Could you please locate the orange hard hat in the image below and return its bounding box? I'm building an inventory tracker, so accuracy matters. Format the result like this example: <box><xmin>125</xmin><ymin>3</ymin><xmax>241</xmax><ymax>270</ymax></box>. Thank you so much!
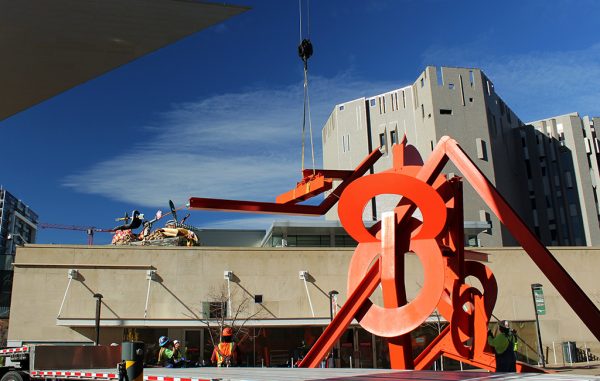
<box><xmin>222</xmin><ymin>327</ymin><xmax>233</xmax><ymax>336</ymax></box>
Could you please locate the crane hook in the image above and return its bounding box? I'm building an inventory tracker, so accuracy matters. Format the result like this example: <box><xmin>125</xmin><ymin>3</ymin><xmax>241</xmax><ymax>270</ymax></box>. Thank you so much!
<box><xmin>298</xmin><ymin>38</ymin><xmax>313</xmax><ymax>66</ymax></box>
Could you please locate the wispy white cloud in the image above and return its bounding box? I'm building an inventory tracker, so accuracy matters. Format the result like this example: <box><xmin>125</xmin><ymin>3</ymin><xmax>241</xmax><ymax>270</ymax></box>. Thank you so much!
<box><xmin>62</xmin><ymin>72</ymin><xmax>402</xmax><ymax>217</ymax></box>
<box><xmin>422</xmin><ymin>43</ymin><xmax>600</xmax><ymax>121</ymax></box>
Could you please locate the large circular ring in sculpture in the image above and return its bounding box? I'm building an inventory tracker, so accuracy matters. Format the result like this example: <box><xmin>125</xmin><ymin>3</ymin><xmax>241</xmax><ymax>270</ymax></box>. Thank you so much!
<box><xmin>340</xmin><ymin>172</ymin><xmax>447</xmax><ymax>337</ymax></box>
<box><xmin>338</xmin><ymin>172</ymin><xmax>447</xmax><ymax>243</ymax></box>
<box><xmin>437</xmin><ymin>261</ymin><xmax>498</xmax><ymax>346</ymax></box>
<box><xmin>347</xmin><ymin>238</ymin><xmax>446</xmax><ymax>337</ymax></box>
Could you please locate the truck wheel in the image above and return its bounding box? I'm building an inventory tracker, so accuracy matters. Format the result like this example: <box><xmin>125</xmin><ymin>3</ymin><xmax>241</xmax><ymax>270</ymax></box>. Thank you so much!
<box><xmin>0</xmin><ymin>371</ymin><xmax>29</xmax><ymax>381</ymax></box>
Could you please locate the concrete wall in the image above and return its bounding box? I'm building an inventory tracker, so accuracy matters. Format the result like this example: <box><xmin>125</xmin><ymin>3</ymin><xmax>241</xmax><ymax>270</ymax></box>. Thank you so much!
<box><xmin>8</xmin><ymin>244</ymin><xmax>600</xmax><ymax>359</ymax></box>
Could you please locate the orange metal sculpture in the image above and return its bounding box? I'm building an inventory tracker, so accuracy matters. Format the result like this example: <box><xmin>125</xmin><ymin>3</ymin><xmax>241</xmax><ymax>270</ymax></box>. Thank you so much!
<box><xmin>189</xmin><ymin>136</ymin><xmax>600</xmax><ymax>372</ymax></box>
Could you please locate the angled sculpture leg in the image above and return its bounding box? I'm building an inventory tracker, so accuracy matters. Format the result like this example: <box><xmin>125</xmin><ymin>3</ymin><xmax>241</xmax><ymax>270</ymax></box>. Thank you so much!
<box><xmin>413</xmin><ymin>326</ymin><xmax>451</xmax><ymax>370</ymax></box>
<box><xmin>444</xmin><ymin>138</ymin><xmax>600</xmax><ymax>342</ymax></box>
<box><xmin>298</xmin><ymin>259</ymin><xmax>381</xmax><ymax>368</ymax></box>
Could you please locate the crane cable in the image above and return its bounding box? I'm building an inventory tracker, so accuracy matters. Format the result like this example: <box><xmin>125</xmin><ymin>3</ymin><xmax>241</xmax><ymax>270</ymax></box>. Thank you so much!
<box><xmin>298</xmin><ymin>0</ymin><xmax>316</xmax><ymax>174</ymax></box>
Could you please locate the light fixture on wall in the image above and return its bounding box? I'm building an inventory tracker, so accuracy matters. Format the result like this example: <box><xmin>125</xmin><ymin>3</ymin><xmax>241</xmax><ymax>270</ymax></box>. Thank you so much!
<box><xmin>146</xmin><ymin>270</ymin><xmax>158</xmax><ymax>281</ymax></box>
<box><xmin>7</xmin><ymin>233</ymin><xmax>27</xmax><ymax>245</ymax></box>
<box><xmin>299</xmin><ymin>270</ymin><xmax>315</xmax><ymax>317</ymax></box>
<box><xmin>144</xmin><ymin>270</ymin><xmax>158</xmax><ymax>319</ymax></box>
<box><xmin>68</xmin><ymin>269</ymin><xmax>79</xmax><ymax>280</ymax></box>
<box><xmin>224</xmin><ymin>270</ymin><xmax>233</xmax><ymax>317</ymax></box>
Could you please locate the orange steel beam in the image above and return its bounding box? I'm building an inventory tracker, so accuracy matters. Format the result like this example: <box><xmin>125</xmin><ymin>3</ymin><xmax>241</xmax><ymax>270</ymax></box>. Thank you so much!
<box><xmin>443</xmin><ymin>137</ymin><xmax>600</xmax><ymax>342</ymax></box>
<box><xmin>298</xmin><ymin>258</ymin><xmax>382</xmax><ymax>368</ymax></box>
<box><xmin>275</xmin><ymin>174</ymin><xmax>332</xmax><ymax>204</ymax></box>
<box><xmin>187</xmin><ymin>198</ymin><xmax>323</xmax><ymax>215</ymax></box>
<box><xmin>302</xmin><ymin>169</ymin><xmax>355</xmax><ymax>179</ymax></box>
<box><xmin>189</xmin><ymin>147</ymin><xmax>383</xmax><ymax>215</ymax></box>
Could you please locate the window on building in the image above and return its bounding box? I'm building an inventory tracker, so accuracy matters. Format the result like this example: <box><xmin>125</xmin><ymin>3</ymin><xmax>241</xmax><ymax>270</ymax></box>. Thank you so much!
<box><xmin>202</xmin><ymin>301</ymin><xmax>228</xmax><ymax>319</ymax></box>
<box><xmin>448</xmin><ymin>83</ymin><xmax>455</xmax><ymax>90</ymax></box>
<box><xmin>569</xmin><ymin>204</ymin><xmax>578</xmax><ymax>217</ymax></box>
<box><xmin>565</xmin><ymin>172</ymin><xmax>573</xmax><ymax>188</ymax></box>
<box><xmin>440</xmin><ymin>109</ymin><xmax>453</xmax><ymax>115</ymax></box>
<box><xmin>370</xmin><ymin>99</ymin><xmax>376</xmax><ymax>107</ymax></box>
<box><xmin>585</xmin><ymin>138</ymin><xmax>592</xmax><ymax>154</ymax></box>
<box><xmin>390</xmin><ymin>130</ymin><xmax>398</xmax><ymax>145</ymax></box>
<box><xmin>379</xmin><ymin>133</ymin><xmax>387</xmax><ymax>149</ymax></box>
<box><xmin>420</xmin><ymin>77</ymin><xmax>424</xmax><ymax>87</ymax></box>
<box><xmin>469</xmin><ymin>70</ymin><xmax>475</xmax><ymax>86</ymax></box>
<box><xmin>339</xmin><ymin>105</ymin><xmax>345</xmax><ymax>111</ymax></box>
<box><xmin>466</xmin><ymin>235</ymin><xmax>480</xmax><ymax>247</ymax></box>
<box><xmin>335</xmin><ymin>235</ymin><xmax>357</xmax><ymax>247</ymax></box>
<box><xmin>476</xmin><ymin>138</ymin><xmax>488</xmax><ymax>161</ymax></box>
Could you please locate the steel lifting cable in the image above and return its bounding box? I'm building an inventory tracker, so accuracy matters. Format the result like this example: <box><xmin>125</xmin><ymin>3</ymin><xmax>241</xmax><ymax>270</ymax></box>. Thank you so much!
<box><xmin>298</xmin><ymin>0</ymin><xmax>316</xmax><ymax>174</ymax></box>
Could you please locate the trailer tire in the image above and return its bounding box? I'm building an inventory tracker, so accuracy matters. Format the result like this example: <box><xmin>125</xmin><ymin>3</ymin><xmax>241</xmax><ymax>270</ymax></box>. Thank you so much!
<box><xmin>0</xmin><ymin>371</ymin><xmax>29</xmax><ymax>381</ymax></box>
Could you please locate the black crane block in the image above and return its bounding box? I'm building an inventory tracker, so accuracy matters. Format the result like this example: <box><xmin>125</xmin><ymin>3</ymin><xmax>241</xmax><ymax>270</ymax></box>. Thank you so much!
<box><xmin>298</xmin><ymin>38</ymin><xmax>313</xmax><ymax>63</ymax></box>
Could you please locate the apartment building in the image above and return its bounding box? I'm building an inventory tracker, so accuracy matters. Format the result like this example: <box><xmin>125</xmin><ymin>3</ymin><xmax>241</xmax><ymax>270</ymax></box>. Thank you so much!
<box><xmin>0</xmin><ymin>187</ymin><xmax>38</xmax><ymax>317</ymax></box>
<box><xmin>521</xmin><ymin>114</ymin><xmax>600</xmax><ymax>246</ymax></box>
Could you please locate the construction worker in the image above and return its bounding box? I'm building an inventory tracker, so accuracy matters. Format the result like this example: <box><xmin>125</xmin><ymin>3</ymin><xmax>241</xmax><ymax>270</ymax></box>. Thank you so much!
<box><xmin>172</xmin><ymin>340</ymin><xmax>189</xmax><ymax>368</ymax></box>
<box><xmin>157</xmin><ymin>336</ymin><xmax>175</xmax><ymax>367</ymax></box>
<box><xmin>488</xmin><ymin>320</ymin><xmax>517</xmax><ymax>372</ymax></box>
<box><xmin>211</xmin><ymin>327</ymin><xmax>238</xmax><ymax>367</ymax></box>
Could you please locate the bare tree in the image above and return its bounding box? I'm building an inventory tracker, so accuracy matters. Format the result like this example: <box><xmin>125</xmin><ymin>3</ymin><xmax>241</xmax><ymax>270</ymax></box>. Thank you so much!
<box><xmin>201</xmin><ymin>285</ymin><xmax>263</xmax><ymax>350</ymax></box>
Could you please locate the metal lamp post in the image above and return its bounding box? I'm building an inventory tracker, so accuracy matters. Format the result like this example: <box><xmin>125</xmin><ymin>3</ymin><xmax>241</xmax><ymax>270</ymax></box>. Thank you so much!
<box><xmin>328</xmin><ymin>290</ymin><xmax>339</xmax><ymax>321</ymax></box>
<box><xmin>93</xmin><ymin>293</ymin><xmax>103</xmax><ymax>345</ymax></box>
<box><xmin>328</xmin><ymin>290</ymin><xmax>339</xmax><ymax>367</ymax></box>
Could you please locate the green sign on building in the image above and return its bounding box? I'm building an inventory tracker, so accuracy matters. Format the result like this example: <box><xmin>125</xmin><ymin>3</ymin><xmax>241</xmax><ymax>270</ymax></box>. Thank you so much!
<box><xmin>533</xmin><ymin>286</ymin><xmax>546</xmax><ymax>315</ymax></box>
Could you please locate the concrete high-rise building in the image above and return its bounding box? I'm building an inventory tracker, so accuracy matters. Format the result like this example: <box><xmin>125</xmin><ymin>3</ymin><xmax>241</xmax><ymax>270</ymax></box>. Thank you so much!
<box><xmin>0</xmin><ymin>188</ymin><xmax>38</xmax><ymax>317</ymax></box>
<box><xmin>322</xmin><ymin>66</ymin><xmax>529</xmax><ymax>247</ymax></box>
<box><xmin>521</xmin><ymin>114</ymin><xmax>600</xmax><ymax>246</ymax></box>
<box><xmin>322</xmin><ymin>66</ymin><xmax>600</xmax><ymax>247</ymax></box>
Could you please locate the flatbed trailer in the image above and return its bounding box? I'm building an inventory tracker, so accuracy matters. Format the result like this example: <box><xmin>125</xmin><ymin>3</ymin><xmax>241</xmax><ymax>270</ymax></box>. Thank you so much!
<box><xmin>26</xmin><ymin>368</ymin><xmax>600</xmax><ymax>381</ymax></box>
<box><xmin>3</xmin><ymin>347</ymin><xmax>600</xmax><ymax>381</ymax></box>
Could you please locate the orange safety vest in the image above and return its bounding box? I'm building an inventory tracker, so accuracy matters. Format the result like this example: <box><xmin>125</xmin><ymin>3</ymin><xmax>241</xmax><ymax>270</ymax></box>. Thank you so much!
<box><xmin>214</xmin><ymin>342</ymin><xmax>235</xmax><ymax>367</ymax></box>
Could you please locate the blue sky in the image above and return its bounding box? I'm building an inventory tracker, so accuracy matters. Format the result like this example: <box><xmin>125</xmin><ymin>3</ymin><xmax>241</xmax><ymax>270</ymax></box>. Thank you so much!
<box><xmin>2</xmin><ymin>0</ymin><xmax>600</xmax><ymax>244</ymax></box>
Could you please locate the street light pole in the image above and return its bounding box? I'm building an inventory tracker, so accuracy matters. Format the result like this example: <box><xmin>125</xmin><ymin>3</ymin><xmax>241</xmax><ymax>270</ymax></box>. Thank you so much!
<box><xmin>93</xmin><ymin>293</ymin><xmax>103</xmax><ymax>345</ymax></box>
<box><xmin>328</xmin><ymin>290</ymin><xmax>339</xmax><ymax>321</ymax></box>
<box><xmin>328</xmin><ymin>290</ymin><xmax>339</xmax><ymax>367</ymax></box>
